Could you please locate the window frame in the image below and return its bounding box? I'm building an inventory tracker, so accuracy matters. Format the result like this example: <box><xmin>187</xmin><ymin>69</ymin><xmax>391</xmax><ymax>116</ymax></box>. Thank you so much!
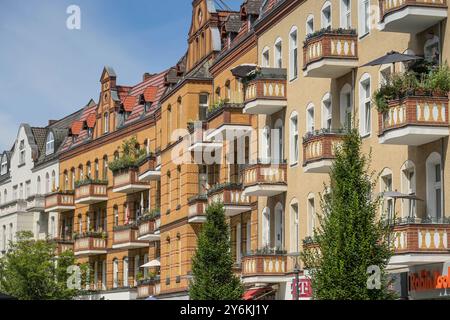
<box><xmin>289</xmin><ymin>27</ymin><xmax>298</xmax><ymax>81</ymax></box>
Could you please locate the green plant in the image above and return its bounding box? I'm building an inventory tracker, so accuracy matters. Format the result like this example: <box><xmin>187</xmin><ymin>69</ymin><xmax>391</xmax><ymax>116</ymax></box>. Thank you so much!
<box><xmin>108</xmin><ymin>136</ymin><xmax>147</xmax><ymax>172</ymax></box>
<box><xmin>426</xmin><ymin>64</ymin><xmax>450</xmax><ymax>94</ymax></box>
<box><xmin>208</xmin><ymin>98</ymin><xmax>229</xmax><ymax>113</ymax></box>
<box><xmin>74</xmin><ymin>178</ymin><xmax>108</xmax><ymax>188</ymax></box>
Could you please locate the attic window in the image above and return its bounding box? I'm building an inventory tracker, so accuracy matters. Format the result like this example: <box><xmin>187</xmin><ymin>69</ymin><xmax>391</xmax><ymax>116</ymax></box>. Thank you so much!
<box><xmin>1</xmin><ymin>155</ymin><xmax>7</xmax><ymax>175</ymax></box>
<box><xmin>144</xmin><ymin>102</ymin><xmax>152</xmax><ymax>112</ymax></box>
<box><xmin>46</xmin><ymin>132</ymin><xmax>55</xmax><ymax>156</ymax></box>
<box><xmin>19</xmin><ymin>140</ymin><xmax>25</xmax><ymax>165</ymax></box>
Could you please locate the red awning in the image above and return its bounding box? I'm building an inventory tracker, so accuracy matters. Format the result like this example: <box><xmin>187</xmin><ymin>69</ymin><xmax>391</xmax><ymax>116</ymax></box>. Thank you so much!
<box><xmin>242</xmin><ymin>287</ymin><xmax>272</xmax><ymax>300</ymax></box>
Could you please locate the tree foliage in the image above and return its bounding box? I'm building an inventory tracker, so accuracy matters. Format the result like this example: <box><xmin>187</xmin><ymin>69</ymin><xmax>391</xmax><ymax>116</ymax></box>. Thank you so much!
<box><xmin>301</xmin><ymin>130</ymin><xmax>395</xmax><ymax>300</ymax></box>
<box><xmin>190</xmin><ymin>202</ymin><xmax>244</xmax><ymax>300</ymax></box>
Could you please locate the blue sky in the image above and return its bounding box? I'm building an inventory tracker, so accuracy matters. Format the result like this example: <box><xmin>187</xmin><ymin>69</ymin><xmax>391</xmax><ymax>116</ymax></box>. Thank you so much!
<box><xmin>0</xmin><ymin>0</ymin><xmax>241</xmax><ymax>151</ymax></box>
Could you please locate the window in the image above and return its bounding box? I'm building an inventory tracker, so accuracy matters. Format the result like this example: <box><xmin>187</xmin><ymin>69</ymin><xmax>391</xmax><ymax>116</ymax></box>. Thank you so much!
<box><xmin>340</xmin><ymin>84</ymin><xmax>353</xmax><ymax>130</ymax></box>
<box><xmin>86</xmin><ymin>162</ymin><xmax>91</xmax><ymax>179</ymax></box>
<box><xmin>79</xmin><ymin>165</ymin><xmax>84</xmax><ymax>181</ymax></box>
<box><xmin>307</xmin><ymin>195</ymin><xmax>315</xmax><ymax>237</ymax></box>
<box><xmin>25</xmin><ymin>181</ymin><xmax>31</xmax><ymax>199</ymax></box>
<box><xmin>321</xmin><ymin>2</ymin><xmax>332</xmax><ymax>29</ymax></box>
<box><xmin>236</xmin><ymin>223</ymin><xmax>241</xmax><ymax>263</ymax></box>
<box><xmin>401</xmin><ymin>161</ymin><xmax>416</xmax><ymax>218</ymax></box>
<box><xmin>199</xmin><ymin>93</ymin><xmax>209</xmax><ymax>121</ymax></box>
<box><xmin>359</xmin><ymin>74</ymin><xmax>371</xmax><ymax>136</ymax></box>
<box><xmin>306</xmin><ymin>104</ymin><xmax>315</xmax><ymax>134</ymax></box>
<box><xmin>322</xmin><ymin>93</ymin><xmax>332</xmax><ymax>130</ymax></box>
<box><xmin>379</xmin><ymin>65</ymin><xmax>392</xmax><ymax>87</ymax></box>
<box><xmin>2</xmin><ymin>225</ymin><xmax>6</xmax><ymax>251</ymax></box>
<box><xmin>94</xmin><ymin>160</ymin><xmax>99</xmax><ymax>180</ymax></box>
<box><xmin>51</xmin><ymin>171</ymin><xmax>56</xmax><ymax>191</ymax></box>
<box><xmin>19</xmin><ymin>140</ymin><xmax>25</xmax><ymax>165</ymax></box>
<box><xmin>262</xmin><ymin>47</ymin><xmax>270</xmax><ymax>67</ymax></box>
<box><xmin>71</xmin><ymin>169</ymin><xmax>76</xmax><ymax>190</ymax></box>
<box><xmin>290</xmin><ymin>112</ymin><xmax>299</xmax><ymax>165</ymax></box>
<box><xmin>341</xmin><ymin>0</ymin><xmax>351</xmax><ymax>28</ymax></box>
<box><xmin>274</xmin><ymin>38</ymin><xmax>282</xmax><ymax>68</ymax></box>
<box><xmin>19</xmin><ymin>183</ymin><xmax>23</xmax><ymax>200</ymax></box>
<box><xmin>424</xmin><ymin>36</ymin><xmax>440</xmax><ymax>65</ymax></box>
<box><xmin>134</xmin><ymin>256</ymin><xmax>140</xmax><ymax>286</ymax></box>
<box><xmin>103</xmin><ymin>112</ymin><xmax>109</xmax><ymax>134</ymax></box>
<box><xmin>143</xmin><ymin>254</ymin><xmax>149</xmax><ymax>278</ymax></box>
<box><xmin>381</xmin><ymin>170</ymin><xmax>393</xmax><ymax>220</ymax></box>
<box><xmin>262</xmin><ymin>207</ymin><xmax>270</xmax><ymax>248</ymax></box>
<box><xmin>123</xmin><ymin>257</ymin><xmax>129</xmax><ymax>287</ymax></box>
<box><xmin>102</xmin><ymin>156</ymin><xmax>108</xmax><ymax>180</ymax></box>
<box><xmin>261</xmin><ymin>126</ymin><xmax>271</xmax><ymax>163</ymax></box>
<box><xmin>114</xmin><ymin>206</ymin><xmax>119</xmax><ymax>227</ymax></box>
<box><xmin>46</xmin><ymin>132</ymin><xmax>55</xmax><ymax>155</ymax></box>
<box><xmin>225</xmin><ymin>81</ymin><xmax>231</xmax><ymax>101</ymax></box>
<box><xmin>274</xmin><ymin>203</ymin><xmax>283</xmax><ymax>250</ymax></box>
<box><xmin>359</xmin><ymin>0</ymin><xmax>370</xmax><ymax>37</ymax></box>
<box><xmin>306</xmin><ymin>15</ymin><xmax>314</xmax><ymax>35</ymax></box>
<box><xmin>274</xmin><ymin>119</ymin><xmax>284</xmax><ymax>163</ymax></box>
<box><xmin>290</xmin><ymin>200</ymin><xmax>299</xmax><ymax>253</ymax></box>
<box><xmin>246</xmin><ymin>221</ymin><xmax>251</xmax><ymax>254</ymax></box>
<box><xmin>0</xmin><ymin>155</ymin><xmax>7</xmax><ymax>175</ymax></box>
<box><xmin>113</xmin><ymin>259</ymin><xmax>119</xmax><ymax>288</ymax></box>
<box><xmin>78</xmin><ymin>214</ymin><xmax>82</xmax><ymax>233</ymax></box>
<box><xmin>426</xmin><ymin>153</ymin><xmax>443</xmax><ymax>221</ymax></box>
<box><xmin>289</xmin><ymin>27</ymin><xmax>298</xmax><ymax>80</ymax></box>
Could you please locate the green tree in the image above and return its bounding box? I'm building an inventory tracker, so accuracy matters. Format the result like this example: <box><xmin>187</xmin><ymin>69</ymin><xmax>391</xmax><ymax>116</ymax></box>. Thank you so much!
<box><xmin>190</xmin><ymin>202</ymin><xmax>244</xmax><ymax>300</ymax></box>
<box><xmin>302</xmin><ymin>129</ymin><xmax>395</xmax><ymax>300</ymax></box>
<box><xmin>0</xmin><ymin>231</ymin><xmax>81</xmax><ymax>300</ymax></box>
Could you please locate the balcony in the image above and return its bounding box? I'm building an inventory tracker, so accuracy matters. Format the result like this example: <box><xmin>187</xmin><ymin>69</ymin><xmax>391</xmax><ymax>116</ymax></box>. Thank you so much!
<box><xmin>390</xmin><ymin>217</ymin><xmax>450</xmax><ymax>267</ymax></box>
<box><xmin>242</xmin><ymin>163</ymin><xmax>287</xmax><ymax>197</ymax></box>
<box><xmin>303</xmin><ymin>130</ymin><xmax>346</xmax><ymax>173</ymax></box>
<box><xmin>187</xmin><ymin>121</ymin><xmax>222</xmax><ymax>153</ymax></box>
<box><xmin>303</xmin><ymin>29</ymin><xmax>358</xmax><ymax>78</ymax></box>
<box><xmin>45</xmin><ymin>191</ymin><xmax>75</xmax><ymax>213</ymax></box>
<box><xmin>112</xmin><ymin>224</ymin><xmax>149</xmax><ymax>249</ymax></box>
<box><xmin>138</xmin><ymin>212</ymin><xmax>161</xmax><ymax>241</ymax></box>
<box><xmin>206</xmin><ymin>103</ymin><xmax>252</xmax><ymax>141</ymax></box>
<box><xmin>243</xmin><ymin>68</ymin><xmax>287</xmax><ymax>115</ymax></box>
<box><xmin>378</xmin><ymin>95</ymin><xmax>449</xmax><ymax>146</ymax></box>
<box><xmin>112</xmin><ymin>167</ymin><xmax>150</xmax><ymax>194</ymax></box>
<box><xmin>208</xmin><ymin>183</ymin><xmax>252</xmax><ymax>217</ymax></box>
<box><xmin>26</xmin><ymin>195</ymin><xmax>45</xmax><ymax>212</ymax></box>
<box><xmin>138</xmin><ymin>154</ymin><xmax>161</xmax><ymax>182</ymax></box>
<box><xmin>74</xmin><ymin>180</ymin><xmax>108</xmax><ymax>205</ymax></box>
<box><xmin>241</xmin><ymin>252</ymin><xmax>287</xmax><ymax>284</ymax></box>
<box><xmin>188</xmin><ymin>195</ymin><xmax>208</xmax><ymax>223</ymax></box>
<box><xmin>379</xmin><ymin>0</ymin><xmax>448</xmax><ymax>33</ymax></box>
<box><xmin>54</xmin><ymin>239</ymin><xmax>74</xmax><ymax>256</ymax></box>
<box><xmin>74</xmin><ymin>233</ymin><xmax>108</xmax><ymax>256</ymax></box>
<box><xmin>137</xmin><ymin>277</ymin><xmax>161</xmax><ymax>299</ymax></box>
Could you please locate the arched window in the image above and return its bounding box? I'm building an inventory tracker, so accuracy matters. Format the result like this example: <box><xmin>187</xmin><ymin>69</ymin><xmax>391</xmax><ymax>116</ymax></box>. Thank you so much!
<box><xmin>123</xmin><ymin>257</ymin><xmax>129</xmax><ymax>287</ymax></box>
<box><xmin>290</xmin><ymin>111</ymin><xmax>299</xmax><ymax>165</ymax></box>
<box><xmin>51</xmin><ymin>170</ymin><xmax>56</xmax><ymax>191</ymax></box>
<box><xmin>401</xmin><ymin>161</ymin><xmax>416</xmax><ymax>219</ymax></box>
<box><xmin>94</xmin><ymin>159</ymin><xmax>99</xmax><ymax>180</ymax></box>
<box><xmin>86</xmin><ymin>162</ymin><xmax>91</xmax><ymax>179</ymax></box>
<box><xmin>307</xmin><ymin>194</ymin><xmax>316</xmax><ymax>237</ymax></box>
<box><xmin>274</xmin><ymin>119</ymin><xmax>284</xmax><ymax>163</ymax></box>
<box><xmin>46</xmin><ymin>132</ymin><xmax>55</xmax><ymax>155</ymax></box>
<box><xmin>261</xmin><ymin>126</ymin><xmax>271</xmax><ymax>163</ymax></box>
<box><xmin>45</xmin><ymin>173</ymin><xmax>50</xmax><ymax>194</ymax></box>
<box><xmin>274</xmin><ymin>38</ymin><xmax>283</xmax><ymax>68</ymax></box>
<box><xmin>306</xmin><ymin>103</ymin><xmax>315</xmax><ymax>134</ymax></box>
<box><xmin>359</xmin><ymin>73</ymin><xmax>371</xmax><ymax>136</ymax></box>
<box><xmin>321</xmin><ymin>93</ymin><xmax>332</xmax><ymax>130</ymax></box>
<box><xmin>71</xmin><ymin>168</ymin><xmax>76</xmax><ymax>190</ymax></box>
<box><xmin>274</xmin><ymin>202</ymin><xmax>284</xmax><ymax>250</ymax></box>
<box><xmin>380</xmin><ymin>168</ymin><xmax>393</xmax><ymax>220</ymax></box>
<box><xmin>290</xmin><ymin>199</ymin><xmax>300</xmax><ymax>253</ymax></box>
<box><xmin>103</xmin><ymin>112</ymin><xmax>109</xmax><ymax>134</ymax></box>
<box><xmin>113</xmin><ymin>258</ymin><xmax>119</xmax><ymax>288</ymax></box>
<box><xmin>102</xmin><ymin>156</ymin><xmax>108</xmax><ymax>180</ymax></box>
<box><xmin>64</xmin><ymin>171</ymin><xmax>69</xmax><ymax>191</ymax></box>
<box><xmin>321</xmin><ymin>1</ymin><xmax>332</xmax><ymax>29</ymax></box>
<box><xmin>114</xmin><ymin>206</ymin><xmax>119</xmax><ymax>227</ymax></box>
<box><xmin>0</xmin><ymin>155</ymin><xmax>7</xmax><ymax>175</ymax></box>
<box><xmin>262</xmin><ymin>207</ymin><xmax>271</xmax><ymax>248</ymax></box>
<box><xmin>426</xmin><ymin>152</ymin><xmax>443</xmax><ymax>221</ymax></box>
<box><xmin>289</xmin><ymin>27</ymin><xmax>298</xmax><ymax>80</ymax></box>
<box><xmin>262</xmin><ymin>47</ymin><xmax>270</xmax><ymax>67</ymax></box>
<box><xmin>79</xmin><ymin>165</ymin><xmax>84</xmax><ymax>180</ymax></box>
<box><xmin>225</xmin><ymin>81</ymin><xmax>231</xmax><ymax>101</ymax></box>
<box><xmin>340</xmin><ymin>84</ymin><xmax>353</xmax><ymax>130</ymax></box>
<box><xmin>306</xmin><ymin>14</ymin><xmax>314</xmax><ymax>35</ymax></box>
<box><xmin>37</xmin><ymin>176</ymin><xmax>41</xmax><ymax>195</ymax></box>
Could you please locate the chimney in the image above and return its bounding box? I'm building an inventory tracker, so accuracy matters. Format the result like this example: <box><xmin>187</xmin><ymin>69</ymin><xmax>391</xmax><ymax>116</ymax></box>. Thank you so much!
<box><xmin>143</xmin><ymin>73</ymin><xmax>154</xmax><ymax>81</ymax></box>
<box><xmin>48</xmin><ymin>120</ymin><xmax>58</xmax><ymax>126</ymax></box>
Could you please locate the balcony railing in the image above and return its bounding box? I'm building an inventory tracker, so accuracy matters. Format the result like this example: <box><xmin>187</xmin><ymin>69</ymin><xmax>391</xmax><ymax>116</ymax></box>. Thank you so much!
<box><xmin>138</xmin><ymin>213</ymin><xmax>161</xmax><ymax>241</ymax></box>
<box><xmin>74</xmin><ymin>180</ymin><xmax>108</xmax><ymax>205</ymax></box>
<box><xmin>54</xmin><ymin>239</ymin><xmax>74</xmax><ymax>255</ymax></box>
<box><xmin>208</xmin><ymin>183</ymin><xmax>252</xmax><ymax>217</ymax></box>
<box><xmin>241</xmin><ymin>253</ymin><xmax>287</xmax><ymax>279</ymax></box>
<box><xmin>242</xmin><ymin>163</ymin><xmax>287</xmax><ymax>197</ymax></box>
<box><xmin>188</xmin><ymin>195</ymin><xmax>208</xmax><ymax>223</ymax></box>
<box><xmin>378</xmin><ymin>95</ymin><xmax>449</xmax><ymax>146</ymax></box>
<box><xmin>243</xmin><ymin>68</ymin><xmax>287</xmax><ymax>115</ymax></box>
<box><xmin>379</xmin><ymin>0</ymin><xmax>448</xmax><ymax>33</ymax></box>
<box><xmin>112</xmin><ymin>224</ymin><xmax>148</xmax><ymax>249</ymax></box>
<box><xmin>26</xmin><ymin>195</ymin><xmax>45</xmax><ymax>212</ymax></box>
<box><xmin>206</xmin><ymin>103</ymin><xmax>252</xmax><ymax>141</ymax></box>
<box><xmin>138</xmin><ymin>154</ymin><xmax>161</xmax><ymax>182</ymax></box>
<box><xmin>303</xmin><ymin>29</ymin><xmax>358</xmax><ymax>78</ymax></box>
<box><xmin>45</xmin><ymin>191</ymin><xmax>75</xmax><ymax>213</ymax></box>
<box><xmin>74</xmin><ymin>234</ymin><xmax>108</xmax><ymax>256</ymax></box>
<box><xmin>303</xmin><ymin>129</ymin><xmax>346</xmax><ymax>173</ymax></box>
<box><xmin>137</xmin><ymin>277</ymin><xmax>161</xmax><ymax>299</ymax></box>
<box><xmin>112</xmin><ymin>167</ymin><xmax>150</xmax><ymax>194</ymax></box>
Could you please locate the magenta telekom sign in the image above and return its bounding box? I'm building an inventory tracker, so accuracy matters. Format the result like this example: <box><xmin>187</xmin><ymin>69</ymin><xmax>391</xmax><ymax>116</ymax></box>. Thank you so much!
<box><xmin>291</xmin><ymin>278</ymin><xmax>312</xmax><ymax>299</ymax></box>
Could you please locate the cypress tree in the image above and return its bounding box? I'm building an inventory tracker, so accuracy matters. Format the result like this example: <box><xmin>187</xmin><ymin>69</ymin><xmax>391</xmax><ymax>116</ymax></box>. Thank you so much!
<box><xmin>190</xmin><ymin>202</ymin><xmax>244</xmax><ymax>300</ymax></box>
<box><xmin>302</xmin><ymin>129</ymin><xmax>395</xmax><ymax>300</ymax></box>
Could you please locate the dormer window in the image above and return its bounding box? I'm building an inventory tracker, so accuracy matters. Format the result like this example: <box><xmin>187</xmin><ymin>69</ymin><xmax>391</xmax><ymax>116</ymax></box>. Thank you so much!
<box><xmin>144</xmin><ymin>102</ymin><xmax>152</xmax><ymax>112</ymax></box>
<box><xmin>0</xmin><ymin>155</ymin><xmax>7</xmax><ymax>175</ymax></box>
<box><xmin>19</xmin><ymin>140</ymin><xmax>25</xmax><ymax>165</ymax></box>
<box><xmin>87</xmin><ymin>128</ymin><xmax>93</xmax><ymax>137</ymax></box>
<box><xmin>46</xmin><ymin>132</ymin><xmax>55</xmax><ymax>155</ymax></box>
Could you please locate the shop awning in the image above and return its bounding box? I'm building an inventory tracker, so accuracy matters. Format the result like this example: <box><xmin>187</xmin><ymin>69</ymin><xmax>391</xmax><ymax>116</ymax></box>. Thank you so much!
<box><xmin>242</xmin><ymin>287</ymin><xmax>273</xmax><ymax>300</ymax></box>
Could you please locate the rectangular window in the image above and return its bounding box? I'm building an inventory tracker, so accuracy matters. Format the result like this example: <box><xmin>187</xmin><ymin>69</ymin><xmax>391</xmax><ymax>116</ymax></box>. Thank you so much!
<box><xmin>307</xmin><ymin>107</ymin><xmax>315</xmax><ymax>133</ymax></box>
<box><xmin>360</xmin><ymin>78</ymin><xmax>371</xmax><ymax>136</ymax></box>
<box><xmin>321</xmin><ymin>5</ymin><xmax>332</xmax><ymax>29</ymax></box>
<box><xmin>236</xmin><ymin>223</ymin><xmax>241</xmax><ymax>264</ymax></box>
<box><xmin>246</xmin><ymin>221</ymin><xmax>251</xmax><ymax>254</ymax></box>
<box><xmin>341</xmin><ymin>0</ymin><xmax>351</xmax><ymax>28</ymax></box>
<box><xmin>262</xmin><ymin>49</ymin><xmax>270</xmax><ymax>67</ymax></box>
<box><xmin>19</xmin><ymin>140</ymin><xmax>25</xmax><ymax>165</ymax></box>
<box><xmin>290</xmin><ymin>115</ymin><xmax>299</xmax><ymax>165</ymax></box>
<box><xmin>199</xmin><ymin>94</ymin><xmax>208</xmax><ymax>121</ymax></box>
<box><xmin>359</xmin><ymin>0</ymin><xmax>370</xmax><ymax>36</ymax></box>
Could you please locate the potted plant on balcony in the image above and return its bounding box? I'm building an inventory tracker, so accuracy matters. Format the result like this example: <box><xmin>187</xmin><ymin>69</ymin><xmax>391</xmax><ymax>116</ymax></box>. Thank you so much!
<box><xmin>108</xmin><ymin>136</ymin><xmax>147</xmax><ymax>173</ymax></box>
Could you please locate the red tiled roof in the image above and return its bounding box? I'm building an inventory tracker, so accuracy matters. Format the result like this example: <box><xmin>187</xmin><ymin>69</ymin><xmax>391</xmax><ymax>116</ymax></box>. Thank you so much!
<box><xmin>71</xmin><ymin>121</ymin><xmax>83</xmax><ymax>135</ymax></box>
<box><xmin>86</xmin><ymin>113</ymin><xmax>96</xmax><ymax>128</ymax></box>
<box><xmin>144</xmin><ymin>86</ymin><xmax>158</xmax><ymax>102</ymax></box>
<box><xmin>122</xmin><ymin>96</ymin><xmax>136</xmax><ymax>112</ymax></box>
